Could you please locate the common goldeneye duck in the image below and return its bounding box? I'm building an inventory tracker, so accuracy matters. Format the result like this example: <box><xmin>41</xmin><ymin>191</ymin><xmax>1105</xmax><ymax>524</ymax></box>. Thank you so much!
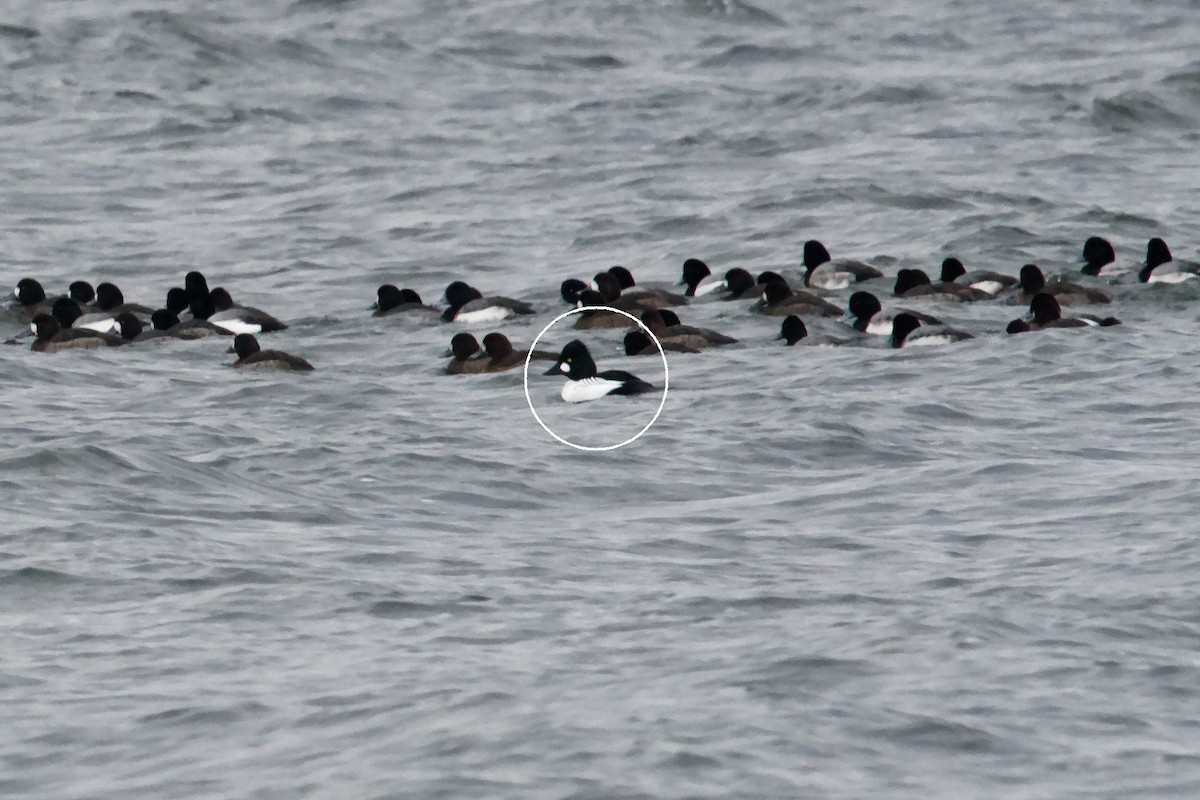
<box><xmin>1012</xmin><ymin>264</ymin><xmax>1111</xmax><ymax>306</ymax></box>
<box><xmin>623</xmin><ymin>330</ymin><xmax>699</xmax><ymax>356</ymax></box>
<box><xmin>605</xmin><ymin>266</ymin><xmax>688</xmax><ymax>307</ymax></box>
<box><xmin>757</xmin><ymin>281</ymin><xmax>843</xmax><ymax>317</ymax></box>
<box><xmin>893</xmin><ymin>268</ymin><xmax>988</xmax><ymax>301</ymax></box>
<box><xmin>113</xmin><ymin>312</ymin><xmax>173</xmax><ymax>343</ymax></box>
<box><xmin>938</xmin><ymin>257</ymin><xmax>1016</xmax><ymax>295</ymax></box>
<box><xmin>228</xmin><ymin>333</ymin><xmax>313</xmax><ymax>371</ymax></box>
<box><xmin>208</xmin><ymin>287</ymin><xmax>288</xmax><ymax>333</ymax></box>
<box><xmin>151</xmin><ymin>309</ymin><xmax>231</xmax><ymax>339</ymax></box>
<box><xmin>1138</xmin><ymin>237</ymin><xmax>1200</xmax><ymax>283</ymax></box>
<box><xmin>440</xmin><ymin>280</ymin><xmax>534</xmax><ymax>323</ymax></box>
<box><xmin>640</xmin><ymin>309</ymin><xmax>737</xmax><ymax>349</ymax></box>
<box><xmin>51</xmin><ymin>297</ymin><xmax>117</xmax><ymax>334</ymax></box>
<box><xmin>480</xmin><ymin>332</ymin><xmax>557</xmax><ymax>372</ymax></box>
<box><xmin>28</xmin><ymin>313</ymin><xmax>123</xmax><ymax>352</ymax></box>
<box><xmin>889</xmin><ymin>312</ymin><xmax>974</xmax><ymax>348</ymax></box>
<box><xmin>94</xmin><ymin>282</ymin><xmax>154</xmax><ymax>316</ymax></box>
<box><xmin>544</xmin><ymin>339</ymin><xmax>656</xmax><ymax>402</ymax></box>
<box><xmin>802</xmin><ymin>239</ymin><xmax>883</xmax><ymax>290</ymax></box>
<box><xmin>573</xmin><ymin>290</ymin><xmax>636</xmax><ymax>330</ymax></box>
<box><xmin>778</xmin><ymin>314</ymin><xmax>847</xmax><ymax>346</ymax></box>
<box><xmin>560</xmin><ymin>278</ymin><xmax>590</xmax><ymax>304</ymax></box>
<box><xmin>373</xmin><ymin>284</ymin><xmax>439</xmax><ymax>316</ymax></box>
<box><xmin>1025</xmin><ymin>293</ymin><xmax>1121</xmax><ymax>329</ymax></box>
<box><xmin>678</xmin><ymin>258</ymin><xmax>725</xmax><ymax>297</ymax></box>
<box><xmin>446</xmin><ymin>333</ymin><xmax>488</xmax><ymax>374</ymax></box>
<box><xmin>1080</xmin><ymin>236</ymin><xmax>1116</xmax><ymax>276</ymax></box>
<box><xmin>844</xmin><ymin>291</ymin><xmax>942</xmax><ymax>335</ymax></box>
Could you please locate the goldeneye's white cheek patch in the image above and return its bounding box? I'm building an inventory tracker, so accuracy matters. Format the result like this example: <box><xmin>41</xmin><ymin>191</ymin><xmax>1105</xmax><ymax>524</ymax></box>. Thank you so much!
<box><xmin>559</xmin><ymin>361</ymin><xmax>570</xmax><ymax>373</ymax></box>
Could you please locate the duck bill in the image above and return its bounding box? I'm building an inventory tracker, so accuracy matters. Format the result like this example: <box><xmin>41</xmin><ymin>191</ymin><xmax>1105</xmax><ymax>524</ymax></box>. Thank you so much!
<box><xmin>543</xmin><ymin>362</ymin><xmax>563</xmax><ymax>376</ymax></box>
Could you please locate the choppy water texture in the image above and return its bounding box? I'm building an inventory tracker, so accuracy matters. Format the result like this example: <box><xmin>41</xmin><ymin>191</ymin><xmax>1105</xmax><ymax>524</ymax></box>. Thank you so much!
<box><xmin>3</xmin><ymin>1</ymin><xmax>1200</xmax><ymax>797</ymax></box>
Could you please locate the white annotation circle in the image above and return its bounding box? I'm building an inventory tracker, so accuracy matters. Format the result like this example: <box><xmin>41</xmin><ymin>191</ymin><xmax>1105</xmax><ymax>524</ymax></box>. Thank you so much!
<box><xmin>522</xmin><ymin>305</ymin><xmax>670</xmax><ymax>452</ymax></box>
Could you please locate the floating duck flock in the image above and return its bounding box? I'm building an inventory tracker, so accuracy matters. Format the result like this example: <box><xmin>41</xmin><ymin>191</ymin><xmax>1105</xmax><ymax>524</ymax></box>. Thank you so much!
<box><xmin>5</xmin><ymin>271</ymin><xmax>307</xmax><ymax>370</ymax></box>
<box><xmin>5</xmin><ymin>236</ymin><xmax>1194</xmax><ymax>399</ymax></box>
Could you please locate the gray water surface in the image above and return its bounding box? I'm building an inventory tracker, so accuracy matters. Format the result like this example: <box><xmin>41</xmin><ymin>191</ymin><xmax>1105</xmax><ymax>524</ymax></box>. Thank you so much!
<box><xmin>3</xmin><ymin>1</ymin><xmax>1200</xmax><ymax>797</ymax></box>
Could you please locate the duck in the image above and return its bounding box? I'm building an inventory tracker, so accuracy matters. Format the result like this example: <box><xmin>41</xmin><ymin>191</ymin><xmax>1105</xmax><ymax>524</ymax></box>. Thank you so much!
<box><xmin>51</xmin><ymin>297</ymin><xmax>117</xmax><ymax>333</ymax></box>
<box><xmin>1016</xmin><ymin>293</ymin><xmax>1122</xmax><ymax>330</ymax></box>
<box><xmin>605</xmin><ymin>266</ymin><xmax>688</xmax><ymax>306</ymax></box>
<box><xmin>182</xmin><ymin>271</ymin><xmax>287</xmax><ymax>333</ymax></box>
<box><xmin>10</xmin><ymin>278</ymin><xmax>59</xmax><ymax>317</ymax></box>
<box><xmin>441</xmin><ymin>280</ymin><xmax>534</xmax><ymax>323</ymax></box>
<box><xmin>560</xmin><ymin>279</ymin><xmax>590</xmax><ymax>304</ymax></box>
<box><xmin>656</xmin><ymin>309</ymin><xmax>685</xmax><ymax>327</ymax></box>
<box><xmin>1010</xmin><ymin>264</ymin><xmax>1111</xmax><ymax>306</ymax></box>
<box><xmin>623</xmin><ymin>330</ymin><xmax>700</xmax><ymax>356</ymax></box>
<box><xmin>446</xmin><ymin>333</ymin><xmax>489</xmax><ymax>374</ymax></box>
<box><xmin>183</xmin><ymin>272</ymin><xmax>255</xmax><ymax>331</ymax></box>
<box><xmin>372</xmin><ymin>285</ymin><xmax>439</xmax><ymax>316</ymax></box>
<box><xmin>639</xmin><ymin>309</ymin><xmax>737</xmax><ymax>350</ymax></box>
<box><xmin>893</xmin><ymin>268</ymin><xmax>988</xmax><ymax>301</ymax></box>
<box><xmin>481</xmin><ymin>332</ymin><xmax>557</xmax><ymax>372</ymax></box>
<box><xmin>28</xmin><ymin>313</ymin><xmax>122</xmax><ymax>352</ymax></box>
<box><xmin>592</xmin><ymin>272</ymin><xmax>665</xmax><ymax>312</ymax></box>
<box><xmin>151</xmin><ymin>309</ymin><xmax>231</xmax><ymax>339</ymax></box>
<box><xmin>1080</xmin><ymin>237</ymin><xmax>1116</xmax><ymax>276</ymax></box>
<box><xmin>677</xmin><ymin>258</ymin><xmax>725</xmax><ymax>297</ymax></box>
<box><xmin>802</xmin><ymin>239</ymin><xmax>883</xmax><ymax>290</ymax></box>
<box><xmin>112</xmin><ymin>312</ymin><xmax>173</xmax><ymax>344</ymax></box>
<box><xmin>937</xmin><ymin>257</ymin><xmax>1017</xmax><ymax>296</ymax></box>
<box><xmin>721</xmin><ymin>268</ymin><xmax>768</xmax><ymax>300</ymax></box>
<box><xmin>544</xmin><ymin>339</ymin><xmax>656</xmax><ymax>402</ymax></box>
<box><xmin>757</xmin><ymin>281</ymin><xmax>843</xmax><ymax>317</ymax></box>
<box><xmin>67</xmin><ymin>280</ymin><xmax>96</xmax><ymax>309</ymax></box>
<box><xmin>842</xmin><ymin>291</ymin><xmax>942</xmax><ymax>336</ymax></box>
<box><xmin>165</xmin><ymin>287</ymin><xmax>190</xmax><ymax>317</ymax></box>
<box><xmin>779</xmin><ymin>314</ymin><xmax>847</xmax><ymax>346</ymax></box>
<box><xmin>228</xmin><ymin>333</ymin><xmax>313</xmax><ymax>371</ymax></box>
<box><xmin>184</xmin><ymin>270</ymin><xmax>215</xmax><ymax>316</ymax></box>
<box><xmin>208</xmin><ymin>287</ymin><xmax>288</xmax><ymax>333</ymax></box>
<box><xmin>889</xmin><ymin>313</ymin><xmax>974</xmax><ymax>348</ymax></box>
<box><xmin>93</xmin><ymin>282</ymin><xmax>154</xmax><ymax>317</ymax></box>
<box><xmin>573</xmin><ymin>290</ymin><xmax>637</xmax><ymax>330</ymax></box>
<box><xmin>1137</xmin><ymin>237</ymin><xmax>1200</xmax><ymax>283</ymax></box>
